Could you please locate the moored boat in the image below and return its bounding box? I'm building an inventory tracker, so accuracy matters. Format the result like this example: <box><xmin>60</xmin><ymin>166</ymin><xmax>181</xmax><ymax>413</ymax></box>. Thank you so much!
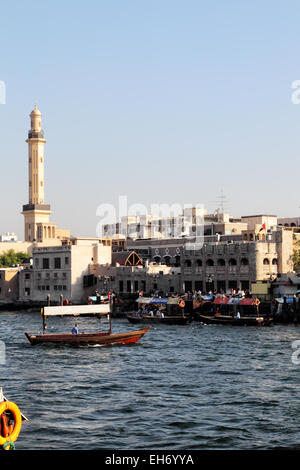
<box><xmin>198</xmin><ymin>314</ymin><xmax>273</xmax><ymax>326</ymax></box>
<box><xmin>126</xmin><ymin>313</ymin><xmax>192</xmax><ymax>325</ymax></box>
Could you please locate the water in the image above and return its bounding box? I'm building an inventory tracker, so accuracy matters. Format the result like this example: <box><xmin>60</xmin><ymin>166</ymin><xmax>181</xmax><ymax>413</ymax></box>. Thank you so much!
<box><xmin>1</xmin><ymin>310</ymin><xmax>300</xmax><ymax>450</ymax></box>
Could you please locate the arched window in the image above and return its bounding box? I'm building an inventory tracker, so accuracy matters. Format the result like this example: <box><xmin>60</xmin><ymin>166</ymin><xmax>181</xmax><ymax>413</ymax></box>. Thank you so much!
<box><xmin>196</xmin><ymin>259</ymin><xmax>202</xmax><ymax>267</ymax></box>
<box><xmin>153</xmin><ymin>256</ymin><xmax>161</xmax><ymax>263</ymax></box>
<box><xmin>206</xmin><ymin>259</ymin><xmax>214</xmax><ymax>266</ymax></box>
<box><xmin>263</xmin><ymin>258</ymin><xmax>270</xmax><ymax>265</ymax></box>
<box><xmin>217</xmin><ymin>259</ymin><xmax>225</xmax><ymax>266</ymax></box>
<box><xmin>164</xmin><ymin>255</ymin><xmax>171</xmax><ymax>266</ymax></box>
<box><xmin>241</xmin><ymin>258</ymin><xmax>249</xmax><ymax>265</ymax></box>
<box><xmin>174</xmin><ymin>255</ymin><xmax>180</xmax><ymax>267</ymax></box>
<box><xmin>185</xmin><ymin>259</ymin><xmax>192</xmax><ymax>267</ymax></box>
<box><xmin>229</xmin><ymin>258</ymin><xmax>237</xmax><ymax>266</ymax></box>
<box><xmin>272</xmin><ymin>258</ymin><xmax>278</xmax><ymax>265</ymax></box>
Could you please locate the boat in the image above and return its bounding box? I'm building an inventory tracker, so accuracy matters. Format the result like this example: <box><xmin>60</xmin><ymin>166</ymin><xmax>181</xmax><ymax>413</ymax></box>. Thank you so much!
<box><xmin>25</xmin><ymin>304</ymin><xmax>150</xmax><ymax>346</ymax></box>
<box><xmin>0</xmin><ymin>387</ymin><xmax>27</xmax><ymax>450</ymax></box>
<box><xmin>126</xmin><ymin>313</ymin><xmax>192</xmax><ymax>325</ymax></box>
<box><xmin>129</xmin><ymin>295</ymin><xmax>192</xmax><ymax>325</ymax></box>
<box><xmin>198</xmin><ymin>314</ymin><xmax>273</xmax><ymax>326</ymax></box>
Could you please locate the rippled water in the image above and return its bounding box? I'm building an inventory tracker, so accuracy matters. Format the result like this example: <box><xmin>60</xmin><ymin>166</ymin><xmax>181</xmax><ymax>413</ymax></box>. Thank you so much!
<box><xmin>1</xmin><ymin>311</ymin><xmax>300</xmax><ymax>450</ymax></box>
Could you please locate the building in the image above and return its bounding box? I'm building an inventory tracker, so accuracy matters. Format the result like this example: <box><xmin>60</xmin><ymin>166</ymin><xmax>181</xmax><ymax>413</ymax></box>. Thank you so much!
<box><xmin>21</xmin><ymin>105</ymin><xmax>70</xmax><ymax>243</ymax></box>
<box><xmin>19</xmin><ymin>238</ymin><xmax>112</xmax><ymax>304</ymax></box>
<box><xmin>0</xmin><ymin>233</ymin><xmax>18</xmax><ymax>242</ymax></box>
<box><xmin>0</xmin><ymin>268</ymin><xmax>20</xmax><ymax>303</ymax></box>
<box><xmin>180</xmin><ymin>225</ymin><xmax>294</xmax><ymax>293</ymax></box>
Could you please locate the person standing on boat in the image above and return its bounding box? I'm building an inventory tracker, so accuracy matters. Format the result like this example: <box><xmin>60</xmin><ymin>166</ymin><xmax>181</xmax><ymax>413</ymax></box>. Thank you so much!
<box><xmin>72</xmin><ymin>324</ymin><xmax>79</xmax><ymax>334</ymax></box>
<box><xmin>236</xmin><ymin>311</ymin><xmax>241</xmax><ymax>319</ymax></box>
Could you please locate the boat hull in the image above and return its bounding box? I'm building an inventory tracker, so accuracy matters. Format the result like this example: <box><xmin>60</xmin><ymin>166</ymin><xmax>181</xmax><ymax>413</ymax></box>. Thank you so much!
<box><xmin>197</xmin><ymin>315</ymin><xmax>272</xmax><ymax>326</ymax></box>
<box><xmin>127</xmin><ymin>315</ymin><xmax>192</xmax><ymax>325</ymax></box>
<box><xmin>25</xmin><ymin>327</ymin><xmax>150</xmax><ymax>346</ymax></box>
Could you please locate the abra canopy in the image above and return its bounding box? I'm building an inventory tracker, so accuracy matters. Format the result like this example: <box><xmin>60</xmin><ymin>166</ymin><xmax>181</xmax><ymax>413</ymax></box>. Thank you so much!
<box><xmin>42</xmin><ymin>304</ymin><xmax>110</xmax><ymax>316</ymax></box>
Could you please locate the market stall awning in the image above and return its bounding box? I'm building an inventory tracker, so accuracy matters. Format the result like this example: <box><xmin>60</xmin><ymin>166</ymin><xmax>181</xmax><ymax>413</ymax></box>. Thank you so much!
<box><xmin>214</xmin><ymin>297</ymin><xmax>229</xmax><ymax>305</ymax></box>
<box><xmin>240</xmin><ymin>298</ymin><xmax>256</xmax><ymax>305</ymax></box>
<box><xmin>227</xmin><ymin>298</ymin><xmax>242</xmax><ymax>305</ymax></box>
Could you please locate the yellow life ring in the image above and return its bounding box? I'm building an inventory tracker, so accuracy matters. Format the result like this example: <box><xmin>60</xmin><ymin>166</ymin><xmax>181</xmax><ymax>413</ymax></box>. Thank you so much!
<box><xmin>179</xmin><ymin>300</ymin><xmax>185</xmax><ymax>308</ymax></box>
<box><xmin>0</xmin><ymin>401</ymin><xmax>22</xmax><ymax>446</ymax></box>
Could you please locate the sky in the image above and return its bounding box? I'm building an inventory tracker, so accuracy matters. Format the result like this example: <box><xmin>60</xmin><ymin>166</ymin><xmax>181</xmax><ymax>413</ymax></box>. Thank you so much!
<box><xmin>1</xmin><ymin>0</ymin><xmax>300</xmax><ymax>239</ymax></box>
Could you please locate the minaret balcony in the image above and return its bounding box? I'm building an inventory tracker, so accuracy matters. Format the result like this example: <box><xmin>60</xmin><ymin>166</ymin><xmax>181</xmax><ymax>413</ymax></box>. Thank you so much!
<box><xmin>28</xmin><ymin>130</ymin><xmax>44</xmax><ymax>139</ymax></box>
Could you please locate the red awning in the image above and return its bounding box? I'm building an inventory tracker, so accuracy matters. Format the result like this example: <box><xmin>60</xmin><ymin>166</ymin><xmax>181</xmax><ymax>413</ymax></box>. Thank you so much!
<box><xmin>214</xmin><ymin>297</ymin><xmax>229</xmax><ymax>305</ymax></box>
<box><xmin>240</xmin><ymin>298</ymin><xmax>255</xmax><ymax>305</ymax></box>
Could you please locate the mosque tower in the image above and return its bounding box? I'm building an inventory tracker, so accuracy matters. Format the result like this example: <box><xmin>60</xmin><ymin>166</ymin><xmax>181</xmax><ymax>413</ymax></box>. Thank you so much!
<box><xmin>22</xmin><ymin>105</ymin><xmax>53</xmax><ymax>242</ymax></box>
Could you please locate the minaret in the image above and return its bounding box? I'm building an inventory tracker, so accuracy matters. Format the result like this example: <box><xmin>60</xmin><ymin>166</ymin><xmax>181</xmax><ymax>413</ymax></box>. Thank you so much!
<box><xmin>22</xmin><ymin>105</ymin><xmax>52</xmax><ymax>242</ymax></box>
<box><xmin>27</xmin><ymin>104</ymin><xmax>46</xmax><ymax>205</ymax></box>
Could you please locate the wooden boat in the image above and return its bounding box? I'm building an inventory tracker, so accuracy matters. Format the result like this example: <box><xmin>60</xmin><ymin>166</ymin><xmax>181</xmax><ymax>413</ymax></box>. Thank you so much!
<box><xmin>25</xmin><ymin>304</ymin><xmax>150</xmax><ymax>346</ymax></box>
<box><xmin>127</xmin><ymin>314</ymin><xmax>192</xmax><ymax>325</ymax></box>
<box><xmin>197</xmin><ymin>314</ymin><xmax>273</xmax><ymax>326</ymax></box>
<box><xmin>25</xmin><ymin>327</ymin><xmax>150</xmax><ymax>346</ymax></box>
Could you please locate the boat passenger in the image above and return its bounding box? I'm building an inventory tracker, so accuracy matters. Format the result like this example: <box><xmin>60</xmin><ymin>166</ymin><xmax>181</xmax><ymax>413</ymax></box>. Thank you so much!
<box><xmin>236</xmin><ymin>311</ymin><xmax>241</xmax><ymax>319</ymax></box>
<box><xmin>72</xmin><ymin>324</ymin><xmax>79</xmax><ymax>335</ymax></box>
<box><xmin>149</xmin><ymin>310</ymin><xmax>154</xmax><ymax>317</ymax></box>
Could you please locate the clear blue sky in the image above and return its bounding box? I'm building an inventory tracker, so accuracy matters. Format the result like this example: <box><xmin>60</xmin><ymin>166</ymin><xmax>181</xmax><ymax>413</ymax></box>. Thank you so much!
<box><xmin>1</xmin><ymin>0</ymin><xmax>300</xmax><ymax>238</ymax></box>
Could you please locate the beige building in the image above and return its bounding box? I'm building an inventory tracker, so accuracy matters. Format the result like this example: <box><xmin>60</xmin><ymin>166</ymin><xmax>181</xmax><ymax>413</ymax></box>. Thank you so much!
<box><xmin>0</xmin><ymin>268</ymin><xmax>20</xmax><ymax>303</ymax></box>
<box><xmin>21</xmin><ymin>105</ymin><xmax>70</xmax><ymax>243</ymax></box>
<box><xmin>19</xmin><ymin>238</ymin><xmax>112</xmax><ymax>304</ymax></box>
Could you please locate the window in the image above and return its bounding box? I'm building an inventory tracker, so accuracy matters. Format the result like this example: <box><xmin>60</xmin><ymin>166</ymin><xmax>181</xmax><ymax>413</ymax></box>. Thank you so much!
<box><xmin>272</xmin><ymin>259</ymin><xmax>278</xmax><ymax>265</ymax></box>
<box><xmin>35</xmin><ymin>258</ymin><xmax>39</xmax><ymax>268</ymax></box>
<box><xmin>54</xmin><ymin>258</ymin><xmax>61</xmax><ymax>269</ymax></box>
<box><xmin>127</xmin><ymin>280</ymin><xmax>131</xmax><ymax>293</ymax></box>
<box><xmin>63</xmin><ymin>272</ymin><xmax>67</xmax><ymax>278</ymax></box>
<box><xmin>263</xmin><ymin>258</ymin><xmax>270</xmax><ymax>265</ymax></box>
<box><xmin>43</xmin><ymin>258</ymin><xmax>49</xmax><ymax>269</ymax></box>
<box><xmin>63</xmin><ymin>285</ymin><xmax>67</xmax><ymax>290</ymax></box>
<box><xmin>65</xmin><ymin>257</ymin><xmax>69</xmax><ymax>265</ymax></box>
<box><xmin>217</xmin><ymin>259</ymin><xmax>225</xmax><ymax>266</ymax></box>
<box><xmin>134</xmin><ymin>280</ymin><xmax>138</xmax><ymax>292</ymax></box>
<box><xmin>206</xmin><ymin>259</ymin><xmax>214</xmax><ymax>266</ymax></box>
<box><xmin>119</xmin><ymin>280</ymin><xmax>124</xmax><ymax>292</ymax></box>
<box><xmin>25</xmin><ymin>287</ymin><xmax>30</xmax><ymax>296</ymax></box>
<box><xmin>229</xmin><ymin>258</ymin><xmax>237</xmax><ymax>266</ymax></box>
<box><xmin>54</xmin><ymin>286</ymin><xmax>58</xmax><ymax>291</ymax></box>
<box><xmin>25</xmin><ymin>273</ymin><xmax>31</xmax><ymax>280</ymax></box>
<box><xmin>241</xmin><ymin>258</ymin><xmax>249</xmax><ymax>265</ymax></box>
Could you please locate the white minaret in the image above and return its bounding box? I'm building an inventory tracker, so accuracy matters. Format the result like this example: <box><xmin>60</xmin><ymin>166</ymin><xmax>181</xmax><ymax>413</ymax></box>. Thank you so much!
<box><xmin>22</xmin><ymin>105</ymin><xmax>52</xmax><ymax>242</ymax></box>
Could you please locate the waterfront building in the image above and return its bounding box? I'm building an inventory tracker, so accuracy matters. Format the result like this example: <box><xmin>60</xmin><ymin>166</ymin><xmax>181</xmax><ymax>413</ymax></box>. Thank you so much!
<box><xmin>18</xmin><ymin>237</ymin><xmax>112</xmax><ymax>304</ymax></box>
<box><xmin>0</xmin><ymin>268</ymin><xmax>20</xmax><ymax>303</ymax></box>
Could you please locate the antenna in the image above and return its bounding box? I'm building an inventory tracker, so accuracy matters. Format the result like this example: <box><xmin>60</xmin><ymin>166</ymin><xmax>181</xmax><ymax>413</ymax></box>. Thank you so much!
<box><xmin>216</xmin><ymin>189</ymin><xmax>228</xmax><ymax>215</ymax></box>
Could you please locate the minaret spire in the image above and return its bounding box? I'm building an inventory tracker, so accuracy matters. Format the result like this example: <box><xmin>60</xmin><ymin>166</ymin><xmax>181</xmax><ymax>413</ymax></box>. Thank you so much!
<box><xmin>21</xmin><ymin>105</ymin><xmax>52</xmax><ymax>242</ymax></box>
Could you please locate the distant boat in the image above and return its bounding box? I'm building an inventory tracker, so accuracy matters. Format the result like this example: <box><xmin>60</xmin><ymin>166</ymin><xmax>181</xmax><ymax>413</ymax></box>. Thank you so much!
<box><xmin>126</xmin><ymin>313</ymin><xmax>192</xmax><ymax>325</ymax></box>
<box><xmin>198</xmin><ymin>314</ymin><xmax>273</xmax><ymax>327</ymax></box>
<box><xmin>25</xmin><ymin>304</ymin><xmax>150</xmax><ymax>346</ymax></box>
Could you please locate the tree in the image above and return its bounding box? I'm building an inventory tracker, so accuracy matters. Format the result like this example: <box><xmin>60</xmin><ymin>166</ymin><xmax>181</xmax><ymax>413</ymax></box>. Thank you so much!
<box><xmin>0</xmin><ymin>249</ymin><xmax>30</xmax><ymax>268</ymax></box>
